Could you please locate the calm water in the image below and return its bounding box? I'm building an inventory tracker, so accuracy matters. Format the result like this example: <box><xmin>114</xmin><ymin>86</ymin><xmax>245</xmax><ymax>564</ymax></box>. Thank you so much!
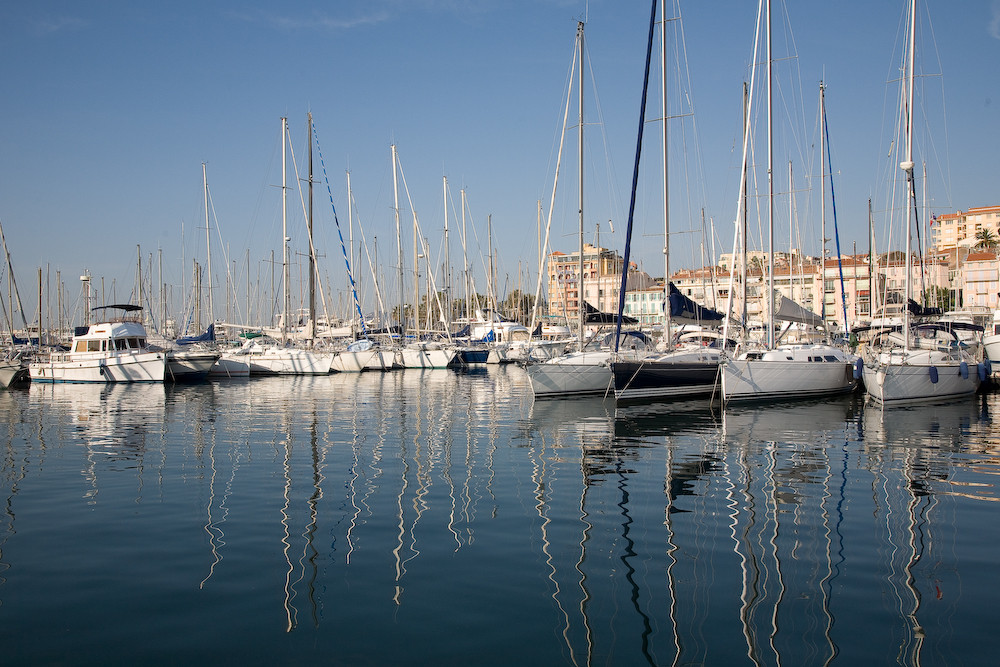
<box><xmin>1</xmin><ymin>367</ymin><xmax>998</xmax><ymax>666</ymax></box>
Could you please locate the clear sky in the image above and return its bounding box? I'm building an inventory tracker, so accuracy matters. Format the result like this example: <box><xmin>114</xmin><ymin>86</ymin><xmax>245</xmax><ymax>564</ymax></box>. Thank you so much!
<box><xmin>1</xmin><ymin>1</ymin><xmax>997</xmax><ymax>326</ymax></box>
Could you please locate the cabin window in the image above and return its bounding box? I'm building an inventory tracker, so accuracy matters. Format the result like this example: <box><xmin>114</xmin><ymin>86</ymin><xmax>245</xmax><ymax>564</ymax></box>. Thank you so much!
<box><xmin>74</xmin><ymin>341</ymin><xmax>88</xmax><ymax>353</ymax></box>
<box><xmin>115</xmin><ymin>339</ymin><xmax>128</xmax><ymax>350</ymax></box>
<box><xmin>87</xmin><ymin>340</ymin><xmax>101</xmax><ymax>352</ymax></box>
<box><xmin>824</xmin><ymin>355</ymin><xmax>838</xmax><ymax>362</ymax></box>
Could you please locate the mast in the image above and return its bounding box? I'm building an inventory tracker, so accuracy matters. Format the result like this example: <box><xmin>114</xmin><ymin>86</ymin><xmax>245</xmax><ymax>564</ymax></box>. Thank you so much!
<box><xmin>660</xmin><ymin>0</ymin><xmax>671</xmax><ymax>349</ymax></box>
<box><xmin>764</xmin><ymin>0</ymin><xmax>775</xmax><ymax>349</ymax></box>
<box><xmin>461</xmin><ymin>188</ymin><xmax>470</xmax><ymax>322</ymax></box>
<box><xmin>820</xmin><ymin>82</ymin><xmax>827</xmax><ymax>326</ymax></box>
<box><xmin>281</xmin><ymin>116</ymin><xmax>290</xmax><ymax>345</ymax></box>
<box><xmin>136</xmin><ymin>244</ymin><xmax>142</xmax><ymax>320</ymax></box>
<box><xmin>488</xmin><ymin>214</ymin><xmax>495</xmax><ymax>316</ymax></box>
<box><xmin>307</xmin><ymin>112</ymin><xmax>316</xmax><ymax>343</ymax></box>
<box><xmin>576</xmin><ymin>20</ymin><xmax>585</xmax><ymax>352</ymax></box>
<box><xmin>392</xmin><ymin>144</ymin><xmax>403</xmax><ymax>336</ymax></box>
<box><xmin>0</xmin><ymin>217</ymin><xmax>30</xmax><ymax>337</ymax></box>
<box><xmin>246</xmin><ymin>249</ymin><xmax>251</xmax><ymax>327</ymax></box>
<box><xmin>158</xmin><ymin>248</ymin><xmax>164</xmax><ymax>334</ymax></box>
<box><xmin>901</xmin><ymin>0</ymin><xmax>916</xmax><ymax>351</ymax></box>
<box><xmin>347</xmin><ymin>170</ymin><xmax>359</xmax><ymax>330</ymax></box>
<box><xmin>868</xmin><ymin>198</ymin><xmax>875</xmax><ymax>318</ymax></box>
<box><xmin>741</xmin><ymin>81</ymin><xmax>750</xmax><ymax>329</ymax></box>
<box><xmin>413</xmin><ymin>172</ymin><xmax>420</xmax><ymax>335</ymax></box>
<box><xmin>203</xmin><ymin>162</ymin><xmax>213</xmax><ymax>326</ymax></box>
<box><xmin>37</xmin><ymin>268</ymin><xmax>42</xmax><ymax>345</ymax></box>
<box><xmin>443</xmin><ymin>176</ymin><xmax>451</xmax><ymax>330</ymax></box>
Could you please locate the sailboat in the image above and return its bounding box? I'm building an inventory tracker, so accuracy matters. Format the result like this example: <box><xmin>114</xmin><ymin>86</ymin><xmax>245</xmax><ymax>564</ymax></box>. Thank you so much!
<box><xmin>609</xmin><ymin>0</ymin><xmax>727</xmax><ymax>402</ymax></box>
<box><xmin>0</xmin><ymin>216</ymin><xmax>30</xmax><ymax>388</ymax></box>
<box><xmin>861</xmin><ymin>0</ymin><xmax>982</xmax><ymax>404</ymax></box>
<box><xmin>720</xmin><ymin>0</ymin><xmax>855</xmax><ymax>404</ymax></box>
<box><xmin>526</xmin><ymin>21</ymin><xmax>622</xmax><ymax>397</ymax></box>
<box><xmin>232</xmin><ymin>117</ymin><xmax>333</xmax><ymax>376</ymax></box>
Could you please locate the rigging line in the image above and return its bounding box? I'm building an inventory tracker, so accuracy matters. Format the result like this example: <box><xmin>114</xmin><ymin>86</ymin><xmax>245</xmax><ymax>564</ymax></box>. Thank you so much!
<box><xmin>286</xmin><ymin>122</ymin><xmax>334</xmax><ymax>334</ymax></box>
<box><xmin>312</xmin><ymin>123</ymin><xmax>367</xmax><ymax>337</ymax></box>
<box><xmin>823</xmin><ymin>92</ymin><xmax>850</xmax><ymax>337</ymax></box>
<box><xmin>614</xmin><ymin>0</ymin><xmax>658</xmax><ymax>353</ymax></box>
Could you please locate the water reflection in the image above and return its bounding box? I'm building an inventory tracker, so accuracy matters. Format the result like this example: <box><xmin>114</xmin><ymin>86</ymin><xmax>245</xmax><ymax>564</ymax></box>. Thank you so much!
<box><xmin>0</xmin><ymin>372</ymin><xmax>998</xmax><ymax>665</ymax></box>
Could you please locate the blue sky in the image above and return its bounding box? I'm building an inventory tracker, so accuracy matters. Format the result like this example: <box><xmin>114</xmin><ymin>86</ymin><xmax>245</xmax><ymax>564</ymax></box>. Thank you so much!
<box><xmin>1</xmin><ymin>1</ymin><xmax>997</xmax><ymax>325</ymax></box>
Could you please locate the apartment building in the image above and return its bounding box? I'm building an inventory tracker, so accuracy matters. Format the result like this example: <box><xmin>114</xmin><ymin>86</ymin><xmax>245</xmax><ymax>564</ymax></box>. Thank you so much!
<box><xmin>930</xmin><ymin>205</ymin><xmax>1000</xmax><ymax>250</ymax></box>
<box><xmin>545</xmin><ymin>244</ymin><xmax>654</xmax><ymax>320</ymax></box>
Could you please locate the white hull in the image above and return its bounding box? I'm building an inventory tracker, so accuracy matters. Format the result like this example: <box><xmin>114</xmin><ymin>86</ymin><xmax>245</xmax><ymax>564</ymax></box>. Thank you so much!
<box><xmin>29</xmin><ymin>350</ymin><xmax>166</xmax><ymax>383</ymax></box>
<box><xmin>332</xmin><ymin>349</ymin><xmax>392</xmax><ymax>372</ymax></box>
<box><xmin>166</xmin><ymin>349</ymin><xmax>221</xmax><ymax>380</ymax></box>
<box><xmin>983</xmin><ymin>333</ymin><xmax>1000</xmax><ymax>373</ymax></box>
<box><xmin>487</xmin><ymin>346</ymin><xmax>510</xmax><ymax>364</ymax></box>
<box><xmin>245</xmin><ymin>348</ymin><xmax>333</xmax><ymax>375</ymax></box>
<box><xmin>399</xmin><ymin>346</ymin><xmax>457</xmax><ymax>369</ymax></box>
<box><xmin>209</xmin><ymin>354</ymin><xmax>251</xmax><ymax>378</ymax></box>
<box><xmin>527</xmin><ymin>351</ymin><xmax>613</xmax><ymax>398</ymax></box>
<box><xmin>1</xmin><ymin>360</ymin><xmax>29</xmax><ymax>388</ymax></box>
<box><xmin>862</xmin><ymin>349</ymin><xmax>980</xmax><ymax>404</ymax></box>
<box><xmin>722</xmin><ymin>346</ymin><xmax>856</xmax><ymax>403</ymax></box>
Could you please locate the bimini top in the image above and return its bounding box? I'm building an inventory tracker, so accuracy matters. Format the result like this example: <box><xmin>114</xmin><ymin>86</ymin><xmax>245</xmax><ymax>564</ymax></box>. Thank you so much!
<box><xmin>92</xmin><ymin>304</ymin><xmax>143</xmax><ymax>313</ymax></box>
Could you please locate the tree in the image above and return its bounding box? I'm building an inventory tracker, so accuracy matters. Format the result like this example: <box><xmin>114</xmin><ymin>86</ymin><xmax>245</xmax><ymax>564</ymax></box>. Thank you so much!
<box><xmin>923</xmin><ymin>286</ymin><xmax>954</xmax><ymax>311</ymax></box>
<box><xmin>974</xmin><ymin>227</ymin><xmax>998</xmax><ymax>250</ymax></box>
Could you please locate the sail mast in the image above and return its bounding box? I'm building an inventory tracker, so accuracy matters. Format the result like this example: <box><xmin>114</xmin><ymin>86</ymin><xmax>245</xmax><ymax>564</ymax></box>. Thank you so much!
<box><xmin>661</xmin><ymin>0</ymin><xmax>671</xmax><ymax>349</ymax></box>
<box><xmin>203</xmin><ymin>162</ymin><xmax>213</xmax><ymax>326</ymax></box>
<box><xmin>901</xmin><ymin>0</ymin><xmax>916</xmax><ymax>352</ymax></box>
<box><xmin>307</xmin><ymin>112</ymin><xmax>316</xmax><ymax>343</ymax></box>
<box><xmin>281</xmin><ymin>116</ymin><xmax>290</xmax><ymax>345</ymax></box>
<box><xmin>765</xmin><ymin>0</ymin><xmax>774</xmax><ymax>349</ymax></box>
<box><xmin>576</xmin><ymin>20</ymin><xmax>585</xmax><ymax>353</ymax></box>
<box><xmin>819</xmin><ymin>82</ymin><xmax>826</xmax><ymax>327</ymax></box>
<box><xmin>392</xmin><ymin>144</ymin><xmax>403</xmax><ymax>338</ymax></box>
<box><xmin>443</xmin><ymin>176</ymin><xmax>451</xmax><ymax>331</ymax></box>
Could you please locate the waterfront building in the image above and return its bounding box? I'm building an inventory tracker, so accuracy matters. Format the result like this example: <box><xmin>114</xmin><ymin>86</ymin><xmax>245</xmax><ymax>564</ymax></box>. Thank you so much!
<box><xmin>545</xmin><ymin>243</ymin><xmax>654</xmax><ymax>320</ymax></box>
<box><xmin>931</xmin><ymin>205</ymin><xmax>1000</xmax><ymax>251</ymax></box>
<box><xmin>958</xmin><ymin>250</ymin><xmax>1000</xmax><ymax>310</ymax></box>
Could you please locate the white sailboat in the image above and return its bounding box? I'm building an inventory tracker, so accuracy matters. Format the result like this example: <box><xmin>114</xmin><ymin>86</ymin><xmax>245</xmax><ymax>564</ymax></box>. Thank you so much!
<box><xmin>527</xmin><ymin>21</ymin><xmax>620</xmax><ymax>397</ymax></box>
<box><xmin>721</xmin><ymin>0</ymin><xmax>855</xmax><ymax>404</ymax></box>
<box><xmin>609</xmin><ymin>1</ymin><xmax>726</xmax><ymax>402</ymax></box>
<box><xmin>0</xmin><ymin>216</ymin><xmax>31</xmax><ymax>388</ymax></box>
<box><xmin>239</xmin><ymin>117</ymin><xmax>332</xmax><ymax>376</ymax></box>
<box><xmin>861</xmin><ymin>0</ymin><xmax>982</xmax><ymax>404</ymax></box>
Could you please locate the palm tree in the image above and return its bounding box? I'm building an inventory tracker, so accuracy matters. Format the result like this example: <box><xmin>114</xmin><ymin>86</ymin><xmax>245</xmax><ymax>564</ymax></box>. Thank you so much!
<box><xmin>974</xmin><ymin>227</ymin><xmax>998</xmax><ymax>250</ymax></box>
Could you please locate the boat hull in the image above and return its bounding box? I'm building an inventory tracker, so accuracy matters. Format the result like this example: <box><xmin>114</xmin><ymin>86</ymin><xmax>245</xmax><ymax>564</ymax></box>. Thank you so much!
<box><xmin>0</xmin><ymin>360</ymin><xmax>29</xmax><ymax>389</ymax></box>
<box><xmin>721</xmin><ymin>358</ymin><xmax>855</xmax><ymax>403</ymax></box>
<box><xmin>209</xmin><ymin>354</ymin><xmax>251</xmax><ymax>378</ymax></box>
<box><xmin>29</xmin><ymin>351</ymin><xmax>166</xmax><ymax>383</ymax></box>
<box><xmin>612</xmin><ymin>359</ymin><xmax>720</xmax><ymax>401</ymax></box>
<box><xmin>166</xmin><ymin>349</ymin><xmax>222</xmax><ymax>381</ymax></box>
<box><xmin>332</xmin><ymin>349</ymin><xmax>392</xmax><ymax>372</ymax></box>
<box><xmin>456</xmin><ymin>347</ymin><xmax>489</xmax><ymax>365</ymax></box>
<box><xmin>527</xmin><ymin>353</ymin><xmax>613</xmax><ymax>398</ymax></box>
<box><xmin>862</xmin><ymin>351</ymin><xmax>980</xmax><ymax>404</ymax></box>
<box><xmin>399</xmin><ymin>347</ymin><xmax>457</xmax><ymax>369</ymax></box>
<box><xmin>245</xmin><ymin>348</ymin><xmax>333</xmax><ymax>375</ymax></box>
<box><xmin>983</xmin><ymin>333</ymin><xmax>1000</xmax><ymax>374</ymax></box>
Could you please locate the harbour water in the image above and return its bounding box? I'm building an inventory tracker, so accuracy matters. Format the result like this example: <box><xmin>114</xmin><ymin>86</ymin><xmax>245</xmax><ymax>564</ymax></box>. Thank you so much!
<box><xmin>1</xmin><ymin>366</ymin><xmax>998</xmax><ymax>666</ymax></box>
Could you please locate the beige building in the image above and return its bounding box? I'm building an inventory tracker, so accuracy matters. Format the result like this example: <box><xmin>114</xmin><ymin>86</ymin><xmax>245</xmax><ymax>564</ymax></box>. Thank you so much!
<box><xmin>546</xmin><ymin>244</ymin><xmax>654</xmax><ymax>320</ymax></box>
<box><xmin>931</xmin><ymin>205</ymin><xmax>1000</xmax><ymax>251</ymax></box>
<box><xmin>959</xmin><ymin>251</ymin><xmax>1000</xmax><ymax>310</ymax></box>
